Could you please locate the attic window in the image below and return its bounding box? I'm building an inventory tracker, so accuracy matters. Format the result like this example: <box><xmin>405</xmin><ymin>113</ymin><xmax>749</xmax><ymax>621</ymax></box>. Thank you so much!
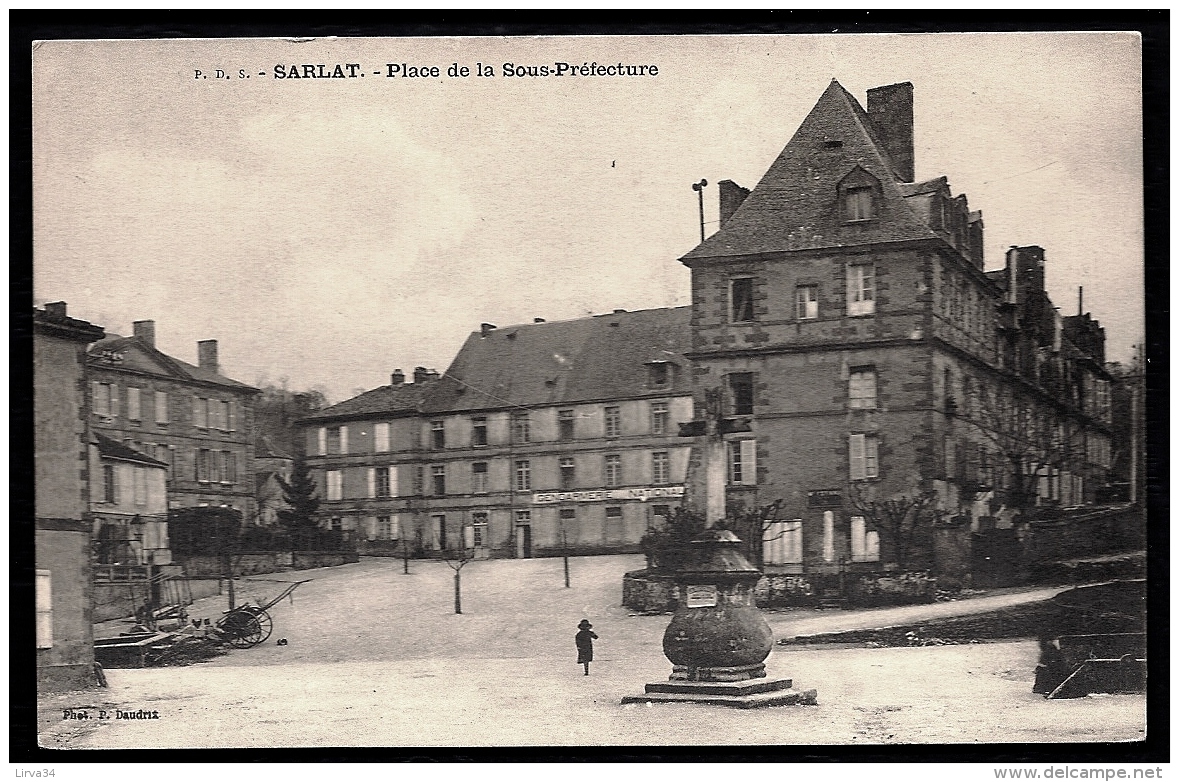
<box><xmin>838</xmin><ymin>166</ymin><xmax>881</xmax><ymax>223</ymax></box>
<box><xmin>823</xmin><ymin>139</ymin><xmax>843</xmax><ymax>149</ymax></box>
<box><xmin>844</xmin><ymin>187</ymin><xmax>875</xmax><ymax>221</ymax></box>
<box><xmin>647</xmin><ymin>361</ymin><xmax>670</xmax><ymax>388</ymax></box>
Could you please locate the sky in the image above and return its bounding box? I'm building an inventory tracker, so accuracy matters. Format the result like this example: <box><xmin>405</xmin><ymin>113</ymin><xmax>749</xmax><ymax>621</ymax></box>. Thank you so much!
<box><xmin>32</xmin><ymin>33</ymin><xmax>1144</xmax><ymax>404</ymax></box>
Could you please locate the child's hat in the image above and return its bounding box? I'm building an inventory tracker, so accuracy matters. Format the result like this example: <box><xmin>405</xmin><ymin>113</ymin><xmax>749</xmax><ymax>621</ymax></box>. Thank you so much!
<box><xmin>578</xmin><ymin>619</ymin><xmax>593</xmax><ymax>629</ymax></box>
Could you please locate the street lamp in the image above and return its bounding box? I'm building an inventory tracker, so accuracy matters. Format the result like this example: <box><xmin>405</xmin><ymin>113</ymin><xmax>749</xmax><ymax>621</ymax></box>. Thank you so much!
<box><xmin>692</xmin><ymin>179</ymin><xmax>708</xmax><ymax>244</ymax></box>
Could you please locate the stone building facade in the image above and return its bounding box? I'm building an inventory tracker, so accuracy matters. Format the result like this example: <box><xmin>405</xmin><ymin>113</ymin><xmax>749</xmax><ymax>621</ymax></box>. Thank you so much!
<box><xmin>86</xmin><ymin>320</ymin><xmax>260</xmax><ymax>523</ymax></box>
<box><xmin>301</xmin><ymin>308</ymin><xmax>694</xmax><ymax>558</ymax></box>
<box><xmin>89</xmin><ymin>433</ymin><xmax>172</xmax><ymax>568</ymax></box>
<box><xmin>680</xmin><ymin>80</ymin><xmax>1114</xmax><ymax>587</ymax></box>
<box><xmin>34</xmin><ymin>302</ymin><xmax>105</xmax><ymax>691</ymax></box>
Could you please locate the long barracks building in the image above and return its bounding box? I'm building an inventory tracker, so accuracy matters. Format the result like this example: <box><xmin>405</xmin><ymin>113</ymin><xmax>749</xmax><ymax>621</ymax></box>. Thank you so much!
<box><xmin>301</xmin><ymin>307</ymin><xmax>694</xmax><ymax>558</ymax></box>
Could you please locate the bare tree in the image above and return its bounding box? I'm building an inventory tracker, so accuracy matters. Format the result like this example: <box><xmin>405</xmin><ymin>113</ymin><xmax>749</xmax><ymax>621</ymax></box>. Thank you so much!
<box><xmin>847</xmin><ymin>483</ymin><xmax>944</xmax><ymax>570</ymax></box>
<box><xmin>718</xmin><ymin>499</ymin><xmax>789</xmax><ymax>569</ymax></box>
<box><xmin>441</xmin><ymin>524</ymin><xmax>475</xmax><ymax>614</ymax></box>
<box><xmin>954</xmin><ymin>382</ymin><xmax>1084</xmax><ymax>511</ymax></box>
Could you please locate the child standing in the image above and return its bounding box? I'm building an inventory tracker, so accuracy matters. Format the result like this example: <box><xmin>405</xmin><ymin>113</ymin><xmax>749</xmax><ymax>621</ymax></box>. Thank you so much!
<box><xmin>575</xmin><ymin>619</ymin><xmax>598</xmax><ymax>676</ymax></box>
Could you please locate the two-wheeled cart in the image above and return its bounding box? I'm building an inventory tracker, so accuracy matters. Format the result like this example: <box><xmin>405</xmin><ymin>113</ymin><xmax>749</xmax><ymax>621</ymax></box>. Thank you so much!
<box><xmin>212</xmin><ymin>579</ymin><xmax>310</xmax><ymax>649</ymax></box>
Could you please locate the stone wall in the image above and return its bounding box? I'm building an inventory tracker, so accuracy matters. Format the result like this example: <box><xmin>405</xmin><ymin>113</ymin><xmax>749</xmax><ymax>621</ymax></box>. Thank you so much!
<box><xmin>844</xmin><ymin>571</ymin><xmax>937</xmax><ymax>606</ymax></box>
<box><xmin>623</xmin><ymin>568</ymin><xmax>935</xmax><ymax>612</ymax></box>
<box><xmin>180</xmin><ymin>550</ymin><xmax>357</xmax><ymax>577</ymax></box>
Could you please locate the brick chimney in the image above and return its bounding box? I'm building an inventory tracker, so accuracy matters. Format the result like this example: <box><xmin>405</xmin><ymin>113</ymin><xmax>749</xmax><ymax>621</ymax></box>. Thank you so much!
<box><xmin>133</xmin><ymin>320</ymin><xmax>156</xmax><ymax>348</ymax></box>
<box><xmin>413</xmin><ymin>366</ymin><xmax>431</xmax><ymax>384</ymax></box>
<box><xmin>391</xmin><ymin>369</ymin><xmax>405</xmax><ymax>386</ymax></box>
<box><xmin>480</xmin><ymin>323</ymin><xmax>497</xmax><ymax>337</ymax></box>
<box><xmin>197</xmin><ymin>339</ymin><xmax>219</xmax><ymax>374</ymax></box>
<box><xmin>718</xmin><ymin>179</ymin><xmax>750</xmax><ymax>227</ymax></box>
<box><xmin>43</xmin><ymin>301</ymin><xmax>68</xmax><ymax>319</ymax></box>
<box><xmin>867</xmin><ymin>82</ymin><xmax>915</xmax><ymax>182</ymax></box>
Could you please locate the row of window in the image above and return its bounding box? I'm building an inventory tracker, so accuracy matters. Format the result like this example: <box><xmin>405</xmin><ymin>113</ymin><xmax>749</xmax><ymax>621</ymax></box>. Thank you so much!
<box><xmin>762</xmin><ymin>513</ymin><xmax>881</xmax><ymax>566</ymax></box>
<box><xmin>728</xmin><ymin>263</ymin><xmax>876</xmax><ymax>324</ymax></box>
<box><xmin>341</xmin><ymin>505</ymin><xmax>672</xmax><ymax>548</ymax></box>
<box><xmin>113</xmin><ymin>441</ymin><xmax>242</xmax><ymax>487</ymax></box>
<box><xmin>92</xmin><ymin>382</ymin><xmax>237</xmax><ymax>432</ymax></box>
<box><xmin>318</xmin><ymin>433</ymin><xmax>885</xmax><ymax>502</ymax></box>
<box><xmin>723</xmin><ymin>367</ymin><xmax>877</xmax><ymax>416</ymax></box>
<box><xmin>314</xmin><ymin>402</ymin><xmax>676</xmax><ymax>456</ymax></box>
<box><xmin>323</xmin><ymin>450</ymin><xmax>682</xmax><ymax>501</ymax></box>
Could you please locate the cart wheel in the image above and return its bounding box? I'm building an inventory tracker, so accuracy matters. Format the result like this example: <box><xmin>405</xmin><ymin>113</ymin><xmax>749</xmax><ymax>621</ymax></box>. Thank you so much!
<box><xmin>220</xmin><ymin>610</ymin><xmax>263</xmax><ymax>649</ymax></box>
<box><xmin>252</xmin><ymin>609</ymin><xmax>273</xmax><ymax>643</ymax></box>
<box><xmin>238</xmin><ymin>605</ymin><xmax>274</xmax><ymax>644</ymax></box>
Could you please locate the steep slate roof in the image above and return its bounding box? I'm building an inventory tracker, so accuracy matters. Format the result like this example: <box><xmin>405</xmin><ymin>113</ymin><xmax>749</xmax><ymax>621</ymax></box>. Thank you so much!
<box><xmin>682</xmin><ymin>80</ymin><xmax>940</xmax><ymax>261</ymax></box>
<box><xmin>88</xmin><ymin>334</ymin><xmax>258</xmax><ymax>392</ymax></box>
<box><xmin>423</xmin><ymin>306</ymin><xmax>692</xmax><ymax>414</ymax></box>
<box><xmin>94</xmin><ymin>432</ymin><xmax>168</xmax><ymax>467</ymax></box>
<box><xmin>302</xmin><ymin>381</ymin><xmax>434</xmax><ymax>423</ymax></box>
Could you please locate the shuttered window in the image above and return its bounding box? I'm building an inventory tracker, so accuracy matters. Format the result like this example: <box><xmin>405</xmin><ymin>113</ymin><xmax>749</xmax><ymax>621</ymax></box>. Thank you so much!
<box><xmin>36</xmin><ymin>570</ymin><xmax>53</xmax><ymax>648</ymax></box>
<box><xmin>849</xmin><ymin>434</ymin><xmax>879</xmax><ymax>480</ymax></box>
<box><xmin>728</xmin><ymin>439</ymin><xmax>757</xmax><ymax>485</ymax></box>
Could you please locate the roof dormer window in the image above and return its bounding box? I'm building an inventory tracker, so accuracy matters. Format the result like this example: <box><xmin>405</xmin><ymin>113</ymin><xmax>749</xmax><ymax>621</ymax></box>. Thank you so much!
<box><xmin>838</xmin><ymin>165</ymin><xmax>882</xmax><ymax>223</ymax></box>
<box><xmin>845</xmin><ymin>187</ymin><xmax>874</xmax><ymax>221</ymax></box>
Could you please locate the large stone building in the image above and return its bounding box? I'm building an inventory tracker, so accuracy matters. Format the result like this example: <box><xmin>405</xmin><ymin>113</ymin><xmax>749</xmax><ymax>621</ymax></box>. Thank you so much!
<box><xmin>86</xmin><ymin>320</ymin><xmax>260</xmax><ymax>522</ymax></box>
<box><xmin>302</xmin><ymin>308</ymin><xmax>694</xmax><ymax>558</ymax></box>
<box><xmin>680</xmin><ymin>80</ymin><xmax>1114</xmax><ymax>585</ymax></box>
<box><xmin>34</xmin><ymin>302</ymin><xmax>105</xmax><ymax>691</ymax></box>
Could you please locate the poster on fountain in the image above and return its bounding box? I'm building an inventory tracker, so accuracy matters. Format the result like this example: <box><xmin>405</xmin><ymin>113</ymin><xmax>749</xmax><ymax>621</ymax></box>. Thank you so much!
<box><xmin>21</xmin><ymin>19</ymin><xmax>1157</xmax><ymax>766</ymax></box>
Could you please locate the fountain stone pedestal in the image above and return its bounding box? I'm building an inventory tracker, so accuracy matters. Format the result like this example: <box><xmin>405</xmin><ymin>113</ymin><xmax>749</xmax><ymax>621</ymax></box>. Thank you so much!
<box><xmin>621</xmin><ymin>529</ymin><xmax>817</xmax><ymax>709</ymax></box>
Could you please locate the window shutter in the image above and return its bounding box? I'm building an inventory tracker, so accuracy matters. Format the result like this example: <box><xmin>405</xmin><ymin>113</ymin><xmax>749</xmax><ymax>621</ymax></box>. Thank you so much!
<box><xmin>92</xmin><ymin>381</ymin><xmax>102</xmax><ymax>414</ymax></box>
<box><xmin>367</xmin><ymin>467</ymin><xmax>376</xmax><ymax>498</ymax></box>
<box><xmin>850</xmin><ymin>515</ymin><xmax>865</xmax><ymax>560</ymax></box>
<box><xmin>155</xmin><ymin>391</ymin><xmax>168</xmax><ymax>423</ymax></box>
<box><xmin>822</xmin><ymin>511</ymin><xmax>835</xmax><ymax>563</ymax></box>
<box><xmin>463</xmin><ymin>525</ymin><xmax>475</xmax><ymax>549</ymax></box>
<box><xmin>318</xmin><ymin>427</ymin><xmax>327</xmax><ymax>456</ymax></box>
<box><xmin>110</xmin><ymin>385</ymin><xmax>119</xmax><ymax>418</ymax></box>
<box><xmin>740</xmin><ymin>439</ymin><xmax>757</xmax><ymax>485</ymax></box>
<box><xmin>36</xmin><ymin>570</ymin><xmax>53</xmax><ymax>649</ymax></box>
<box><xmin>867</xmin><ymin>530</ymin><xmax>880</xmax><ymax>561</ymax></box>
<box><xmin>849</xmin><ymin>434</ymin><xmax>866</xmax><ymax>480</ymax></box>
<box><xmin>375</xmin><ymin>423</ymin><xmax>389</xmax><ymax>452</ymax></box>
<box><xmin>227</xmin><ymin>400</ymin><xmax>235</xmax><ymax>431</ymax></box>
<box><xmin>340</xmin><ymin>426</ymin><xmax>349</xmax><ymax>454</ymax></box>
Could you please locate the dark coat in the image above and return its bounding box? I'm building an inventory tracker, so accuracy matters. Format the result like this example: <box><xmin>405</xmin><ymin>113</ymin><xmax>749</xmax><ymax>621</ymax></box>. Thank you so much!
<box><xmin>575</xmin><ymin>629</ymin><xmax>598</xmax><ymax>663</ymax></box>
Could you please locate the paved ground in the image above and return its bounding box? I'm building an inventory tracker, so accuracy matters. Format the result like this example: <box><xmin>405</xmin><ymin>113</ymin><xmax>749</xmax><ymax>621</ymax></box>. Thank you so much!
<box><xmin>40</xmin><ymin>555</ymin><xmax>1146</xmax><ymax>749</ymax></box>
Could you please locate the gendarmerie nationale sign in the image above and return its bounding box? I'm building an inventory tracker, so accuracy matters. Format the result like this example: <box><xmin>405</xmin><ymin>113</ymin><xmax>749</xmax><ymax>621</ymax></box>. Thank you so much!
<box><xmin>532</xmin><ymin>486</ymin><xmax>686</xmax><ymax>504</ymax></box>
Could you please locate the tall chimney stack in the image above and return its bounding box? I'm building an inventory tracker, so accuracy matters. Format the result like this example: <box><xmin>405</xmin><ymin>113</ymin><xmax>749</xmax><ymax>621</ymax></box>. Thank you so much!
<box><xmin>391</xmin><ymin>369</ymin><xmax>405</xmax><ymax>386</ymax></box>
<box><xmin>43</xmin><ymin>301</ymin><xmax>68</xmax><ymax>319</ymax></box>
<box><xmin>717</xmin><ymin>179</ymin><xmax>751</xmax><ymax>227</ymax></box>
<box><xmin>867</xmin><ymin>82</ymin><xmax>915</xmax><ymax>182</ymax></box>
<box><xmin>197</xmin><ymin>339</ymin><xmax>219</xmax><ymax>374</ymax></box>
<box><xmin>413</xmin><ymin>366</ymin><xmax>430</xmax><ymax>384</ymax></box>
<box><xmin>133</xmin><ymin>320</ymin><xmax>156</xmax><ymax>348</ymax></box>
